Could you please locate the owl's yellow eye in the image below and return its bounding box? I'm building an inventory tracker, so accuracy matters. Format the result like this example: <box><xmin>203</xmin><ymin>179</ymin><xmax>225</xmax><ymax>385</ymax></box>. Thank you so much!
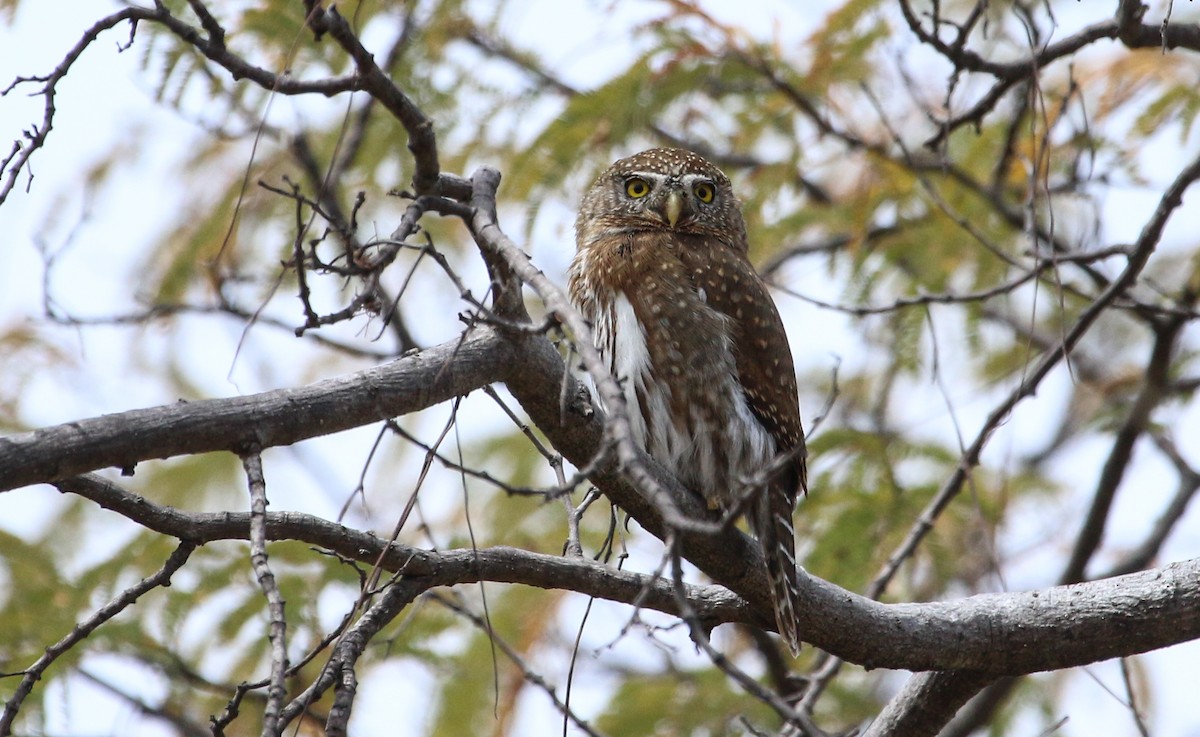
<box><xmin>625</xmin><ymin>177</ymin><xmax>650</xmax><ymax>198</ymax></box>
<box><xmin>693</xmin><ymin>182</ymin><xmax>715</xmax><ymax>203</ymax></box>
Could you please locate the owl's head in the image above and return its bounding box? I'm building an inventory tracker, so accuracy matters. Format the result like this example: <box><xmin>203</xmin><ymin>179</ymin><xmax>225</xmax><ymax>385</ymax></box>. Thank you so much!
<box><xmin>576</xmin><ymin>148</ymin><xmax>746</xmax><ymax>250</ymax></box>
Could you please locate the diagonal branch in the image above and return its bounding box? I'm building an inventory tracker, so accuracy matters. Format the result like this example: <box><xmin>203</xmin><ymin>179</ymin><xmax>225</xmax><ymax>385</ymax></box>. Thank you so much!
<box><xmin>870</xmin><ymin>143</ymin><xmax>1200</xmax><ymax>602</ymax></box>
<box><xmin>860</xmin><ymin>670</ymin><xmax>995</xmax><ymax>737</ymax></box>
<box><xmin>301</xmin><ymin>3</ymin><xmax>460</xmax><ymax>198</ymax></box>
<box><xmin>1061</xmin><ymin>318</ymin><xmax>1185</xmax><ymax>584</ymax></box>
<box><xmin>281</xmin><ymin>571</ymin><xmax>417</xmax><ymax>732</ymax></box>
<box><xmin>855</xmin><ymin>113</ymin><xmax>1200</xmax><ymax>737</ymax></box>
<box><xmin>0</xmin><ymin>540</ymin><xmax>195</xmax><ymax>735</ymax></box>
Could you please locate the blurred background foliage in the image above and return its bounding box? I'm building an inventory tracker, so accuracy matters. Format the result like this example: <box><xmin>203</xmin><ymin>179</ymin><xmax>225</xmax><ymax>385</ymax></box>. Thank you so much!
<box><xmin>2</xmin><ymin>0</ymin><xmax>1200</xmax><ymax>735</ymax></box>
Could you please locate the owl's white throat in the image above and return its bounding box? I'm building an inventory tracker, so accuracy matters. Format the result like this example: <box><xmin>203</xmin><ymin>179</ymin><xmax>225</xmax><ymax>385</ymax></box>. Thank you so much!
<box><xmin>610</xmin><ymin>293</ymin><xmax>652</xmax><ymax>447</ymax></box>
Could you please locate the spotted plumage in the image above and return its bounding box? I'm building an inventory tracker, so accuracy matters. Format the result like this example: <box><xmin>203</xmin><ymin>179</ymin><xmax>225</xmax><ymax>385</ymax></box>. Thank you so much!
<box><xmin>569</xmin><ymin>148</ymin><xmax>807</xmax><ymax>654</ymax></box>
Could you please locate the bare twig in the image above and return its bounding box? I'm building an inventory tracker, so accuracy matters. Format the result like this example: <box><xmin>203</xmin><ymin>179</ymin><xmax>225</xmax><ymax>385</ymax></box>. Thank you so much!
<box><xmin>666</xmin><ymin>537</ymin><xmax>827</xmax><ymax>737</ymax></box>
<box><xmin>1119</xmin><ymin>657</ymin><xmax>1152</xmax><ymax>737</ymax></box>
<box><xmin>301</xmin><ymin>3</ymin><xmax>455</xmax><ymax>197</ymax></box>
<box><xmin>1061</xmin><ymin>318</ymin><xmax>1184</xmax><ymax>584</ymax></box>
<box><xmin>0</xmin><ymin>541</ymin><xmax>195</xmax><ymax>735</ymax></box>
<box><xmin>281</xmin><ymin>573</ymin><xmax>420</xmax><ymax>733</ymax></box>
<box><xmin>210</xmin><ymin>605</ymin><xmax>353</xmax><ymax>736</ymax></box>
<box><xmin>896</xmin><ymin>0</ymin><xmax>1200</xmax><ymax>146</ymax></box>
<box><xmin>1102</xmin><ymin>430</ymin><xmax>1200</xmax><ymax>578</ymax></box>
<box><xmin>241</xmin><ymin>451</ymin><xmax>288</xmax><ymax>737</ymax></box>
<box><xmin>429</xmin><ymin>591</ymin><xmax>611</xmax><ymax>737</ymax></box>
<box><xmin>1</xmin><ymin>3</ymin><xmax>379</xmax><ymax>206</ymax></box>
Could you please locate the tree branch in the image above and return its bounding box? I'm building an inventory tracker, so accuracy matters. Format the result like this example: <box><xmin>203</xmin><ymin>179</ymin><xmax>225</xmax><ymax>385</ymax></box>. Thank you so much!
<box><xmin>302</xmin><ymin>3</ymin><xmax>458</xmax><ymax>198</ymax></box>
<box><xmin>860</xmin><ymin>670</ymin><xmax>995</xmax><ymax>737</ymax></box>
<box><xmin>0</xmin><ymin>540</ymin><xmax>195</xmax><ymax>734</ymax></box>
<box><xmin>0</xmin><ymin>326</ymin><xmax>513</xmax><ymax>492</ymax></box>
<box><xmin>858</xmin><ymin>102</ymin><xmax>1200</xmax><ymax>737</ymax></box>
<box><xmin>1061</xmin><ymin>318</ymin><xmax>1184</xmax><ymax>584</ymax></box>
<box><xmin>49</xmin><ymin>474</ymin><xmax>1200</xmax><ymax>677</ymax></box>
<box><xmin>53</xmin><ymin>474</ymin><xmax>753</xmax><ymax>631</ymax></box>
<box><xmin>241</xmin><ymin>451</ymin><xmax>288</xmax><ymax>737</ymax></box>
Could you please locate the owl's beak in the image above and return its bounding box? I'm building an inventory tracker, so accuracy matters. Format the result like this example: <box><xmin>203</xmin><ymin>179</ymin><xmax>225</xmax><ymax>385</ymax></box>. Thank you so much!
<box><xmin>664</xmin><ymin>189</ymin><xmax>685</xmax><ymax>228</ymax></box>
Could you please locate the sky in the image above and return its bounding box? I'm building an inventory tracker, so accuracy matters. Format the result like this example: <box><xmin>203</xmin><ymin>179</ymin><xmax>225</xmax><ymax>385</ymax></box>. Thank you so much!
<box><xmin>2</xmin><ymin>1</ymin><xmax>1200</xmax><ymax>736</ymax></box>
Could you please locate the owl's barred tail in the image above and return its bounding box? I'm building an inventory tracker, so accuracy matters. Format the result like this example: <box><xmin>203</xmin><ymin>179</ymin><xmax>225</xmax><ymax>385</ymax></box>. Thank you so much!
<box><xmin>755</xmin><ymin>485</ymin><xmax>803</xmax><ymax>656</ymax></box>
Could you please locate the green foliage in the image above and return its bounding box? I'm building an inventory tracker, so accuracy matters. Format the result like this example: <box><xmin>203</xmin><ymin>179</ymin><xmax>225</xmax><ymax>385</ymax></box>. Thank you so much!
<box><xmin>596</xmin><ymin>667</ymin><xmax>775</xmax><ymax>736</ymax></box>
<box><xmin>806</xmin><ymin>0</ymin><xmax>890</xmax><ymax>90</ymax></box>
<box><xmin>0</xmin><ymin>529</ymin><xmax>81</xmax><ymax>665</ymax></box>
<box><xmin>427</xmin><ymin>585</ymin><xmax>564</xmax><ymax>736</ymax></box>
<box><xmin>507</xmin><ymin>54</ymin><xmax>663</xmax><ymax>198</ymax></box>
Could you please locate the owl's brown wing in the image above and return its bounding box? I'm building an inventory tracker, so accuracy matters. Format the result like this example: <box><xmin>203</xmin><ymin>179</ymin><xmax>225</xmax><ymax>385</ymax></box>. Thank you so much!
<box><xmin>675</xmin><ymin>235</ymin><xmax>807</xmax><ymax>491</ymax></box>
<box><xmin>676</xmin><ymin>233</ymin><xmax>806</xmax><ymax>655</ymax></box>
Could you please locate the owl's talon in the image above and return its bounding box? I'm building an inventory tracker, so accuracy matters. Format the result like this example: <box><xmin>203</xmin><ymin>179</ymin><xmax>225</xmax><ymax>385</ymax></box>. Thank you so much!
<box><xmin>570</xmin><ymin>384</ymin><xmax>594</xmax><ymax>418</ymax></box>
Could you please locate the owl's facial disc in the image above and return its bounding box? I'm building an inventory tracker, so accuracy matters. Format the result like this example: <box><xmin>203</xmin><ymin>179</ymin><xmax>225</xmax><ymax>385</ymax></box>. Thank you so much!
<box><xmin>621</xmin><ymin>170</ymin><xmax>716</xmax><ymax>230</ymax></box>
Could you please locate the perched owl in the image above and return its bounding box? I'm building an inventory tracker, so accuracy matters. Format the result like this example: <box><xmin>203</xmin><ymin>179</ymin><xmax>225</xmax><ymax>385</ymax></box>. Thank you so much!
<box><xmin>569</xmin><ymin>147</ymin><xmax>806</xmax><ymax>654</ymax></box>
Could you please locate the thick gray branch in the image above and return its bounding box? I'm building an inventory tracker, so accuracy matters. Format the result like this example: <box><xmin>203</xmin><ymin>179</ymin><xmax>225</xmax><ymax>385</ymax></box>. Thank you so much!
<box><xmin>860</xmin><ymin>671</ymin><xmax>994</xmax><ymax>737</ymax></box>
<box><xmin>0</xmin><ymin>327</ymin><xmax>511</xmax><ymax>491</ymax></box>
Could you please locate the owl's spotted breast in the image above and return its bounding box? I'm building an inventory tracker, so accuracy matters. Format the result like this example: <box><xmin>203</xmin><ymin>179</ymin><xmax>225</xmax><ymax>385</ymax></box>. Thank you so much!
<box><xmin>569</xmin><ymin>230</ymin><xmax>775</xmax><ymax>508</ymax></box>
<box><xmin>673</xmin><ymin>233</ymin><xmax>805</xmax><ymax>487</ymax></box>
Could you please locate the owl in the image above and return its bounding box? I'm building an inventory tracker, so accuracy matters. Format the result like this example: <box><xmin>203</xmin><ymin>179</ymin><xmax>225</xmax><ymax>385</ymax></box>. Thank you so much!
<box><xmin>568</xmin><ymin>147</ymin><xmax>806</xmax><ymax>654</ymax></box>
